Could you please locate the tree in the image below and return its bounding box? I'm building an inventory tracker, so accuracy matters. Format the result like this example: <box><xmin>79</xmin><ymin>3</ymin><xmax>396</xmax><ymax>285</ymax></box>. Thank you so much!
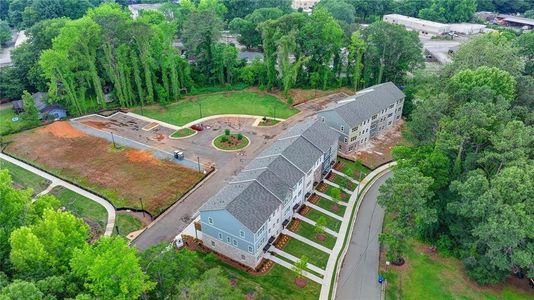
<box><xmin>0</xmin><ymin>19</ymin><xmax>11</xmax><ymax>46</ymax></box>
<box><xmin>21</xmin><ymin>90</ymin><xmax>39</xmax><ymax>124</ymax></box>
<box><xmin>141</xmin><ymin>243</ymin><xmax>199</xmax><ymax>299</ymax></box>
<box><xmin>314</xmin><ymin>216</ymin><xmax>327</xmax><ymax>239</ymax></box>
<box><xmin>445</xmin><ymin>32</ymin><xmax>525</xmax><ymax>77</ymax></box>
<box><xmin>448</xmin><ymin>66</ymin><xmax>516</xmax><ymax>103</ymax></box>
<box><xmin>362</xmin><ymin>21</ymin><xmax>423</xmax><ymax>86</ymax></box>
<box><xmin>292</xmin><ymin>255</ymin><xmax>309</xmax><ymax>281</ymax></box>
<box><xmin>348</xmin><ymin>31</ymin><xmax>366</xmax><ymax>91</ymax></box>
<box><xmin>70</xmin><ymin>236</ymin><xmax>155</xmax><ymax>299</ymax></box>
<box><xmin>378</xmin><ymin>166</ymin><xmax>436</xmax><ymax>260</ymax></box>
<box><xmin>515</xmin><ymin>31</ymin><xmax>534</xmax><ymax>75</ymax></box>
<box><xmin>316</xmin><ymin>0</ymin><xmax>356</xmax><ymax>25</ymax></box>
<box><xmin>10</xmin><ymin>209</ymin><xmax>89</xmax><ymax>279</ymax></box>
<box><xmin>418</xmin><ymin>0</ymin><xmax>476</xmax><ymax>23</ymax></box>
<box><xmin>277</xmin><ymin>31</ymin><xmax>307</xmax><ymax>96</ymax></box>
<box><xmin>229</xmin><ymin>7</ymin><xmax>284</xmax><ymax>49</ymax></box>
<box><xmin>0</xmin><ymin>67</ymin><xmax>24</xmax><ymax>100</ymax></box>
<box><xmin>177</xmin><ymin>267</ymin><xmax>241</xmax><ymax>299</ymax></box>
<box><xmin>0</xmin><ymin>280</ymin><xmax>43</xmax><ymax>300</ymax></box>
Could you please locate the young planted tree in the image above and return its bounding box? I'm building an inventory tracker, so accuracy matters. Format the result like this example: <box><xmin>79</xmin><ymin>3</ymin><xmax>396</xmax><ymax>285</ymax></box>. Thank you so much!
<box><xmin>314</xmin><ymin>216</ymin><xmax>327</xmax><ymax>241</ymax></box>
<box><xmin>292</xmin><ymin>255</ymin><xmax>309</xmax><ymax>287</ymax></box>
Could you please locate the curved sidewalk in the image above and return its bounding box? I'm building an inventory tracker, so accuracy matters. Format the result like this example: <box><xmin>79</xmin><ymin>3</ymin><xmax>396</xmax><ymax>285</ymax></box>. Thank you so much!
<box><xmin>0</xmin><ymin>153</ymin><xmax>116</xmax><ymax>236</ymax></box>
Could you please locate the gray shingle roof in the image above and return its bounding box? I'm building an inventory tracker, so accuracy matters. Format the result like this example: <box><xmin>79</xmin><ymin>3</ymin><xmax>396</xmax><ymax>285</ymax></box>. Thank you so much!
<box><xmin>320</xmin><ymin>82</ymin><xmax>404</xmax><ymax>127</ymax></box>
<box><xmin>200</xmin><ymin>119</ymin><xmax>338</xmax><ymax>232</ymax></box>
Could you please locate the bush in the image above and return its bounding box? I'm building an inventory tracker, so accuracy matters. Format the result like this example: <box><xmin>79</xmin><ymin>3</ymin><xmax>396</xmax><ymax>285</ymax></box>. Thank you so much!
<box><xmin>221</xmin><ymin>136</ymin><xmax>228</xmax><ymax>143</ymax></box>
<box><xmin>224</xmin><ymin>129</ymin><xmax>230</xmax><ymax>136</ymax></box>
<box><xmin>237</xmin><ymin>133</ymin><xmax>243</xmax><ymax>140</ymax></box>
<box><xmin>287</xmin><ymin>96</ymin><xmax>294</xmax><ymax>106</ymax></box>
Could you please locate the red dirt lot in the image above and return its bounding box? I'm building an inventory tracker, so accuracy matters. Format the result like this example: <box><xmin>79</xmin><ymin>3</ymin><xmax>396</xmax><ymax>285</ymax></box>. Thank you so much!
<box><xmin>5</xmin><ymin>121</ymin><xmax>204</xmax><ymax>216</ymax></box>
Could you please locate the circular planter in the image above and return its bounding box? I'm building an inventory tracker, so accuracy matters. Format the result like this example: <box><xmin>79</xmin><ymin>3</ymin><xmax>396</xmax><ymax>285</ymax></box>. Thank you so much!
<box><xmin>212</xmin><ymin>133</ymin><xmax>250</xmax><ymax>152</ymax></box>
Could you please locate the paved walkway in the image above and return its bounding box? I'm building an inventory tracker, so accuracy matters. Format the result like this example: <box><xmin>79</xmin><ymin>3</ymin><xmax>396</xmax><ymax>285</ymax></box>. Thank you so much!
<box><xmin>35</xmin><ymin>182</ymin><xmax>58</xmax><ymax>200</ymax></box>
<box><xmin>294</xmin><ymin>213</ymin><xmax>338</xmax><ymax>237</ymax></box>
<box><xmin>265</xmin><ymin>253</ymin><xmax>323</xmax><ymax>284</ymax></box>
<box><xmin>0</xmin><ymin>153</ymin><xmax>116</xmax><ymax>236</ymax></box>
<box><xmin>306</xmin><ymin>202</ymin><xmax>344</xmax><ymax>221</ymax></box>
<box><xmin>332</xmin><ymin>169</ymin><xmax>359</xmax><ymax>184</ymax></box>
<box><xmin>283</xmin><ymin>229</ymin><xmax>332</xmax><ymax>254</ymax></box>
<box><xmin>319</xmin><ymin>162</ymin><xmax>396</xmax><ymax>300</ymax></box>
<box><xmin>270</xmin><ymin>247</ymin><xmax>325</xmax><ymax>275</ymax></box>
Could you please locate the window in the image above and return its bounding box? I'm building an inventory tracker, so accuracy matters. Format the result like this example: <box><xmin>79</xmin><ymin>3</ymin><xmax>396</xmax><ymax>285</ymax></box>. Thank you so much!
<box><xmin>208</xmin><ymin>217</ymin><xmax>213</xmax><ymax>224</ymax></box>
<box><xmin>248</xmin><ymin>246</ymin><xmax>253</xmax><ymax>253</ymax></box>
<box><xmin>226</xmin><ymin>237</ymin><xmax>231</xmax><ymax>243</ymax></box>
<box><xmin>233</xmin><ymin>239</ymin><xmax>238</xmax><ymax>247</ymax></box>
<box><xmin>351</xmin><ymin>136</ymin><xmax>357</xmax><ymax>142</ymax></box>
<box><xmin>338</xmin><ymin>144</ymin><xmax>341</xmax><ymax>150</ymax></box>
<box><xmin>340</xmin><ymin>125</ymin><xmax>344</xmax><ymax>132</ymax></box>
<box><xmin>344</xmin><ymin>137</ymin><xmax>348</xmax><ymax>143</ymax></box>
<box><xmin>241</xmin><ymin>254</ymin><xmax>246</xmax><ymax>261</ymax></box>
<box><xmin>321</xmin><ymin>117</ymin><xmax>325</xmax><ymax>122</ymax></box>
<box><xmin>389</xmin><ymin>104</ymin><xmax>394</xmax><ymax>109</ymax></box>
<box><xmin>372</xmin><ymin>114</ymin><xmax>377</xmax><ymax>120</ymax></box>
<box><xmin>388</xmin><ymin>121</ymin><xmax>392</xmax><ymax>125</ymax></box>
<box><xmin>387</xmin><ymin>113</ymin><xmax>393</xmax><ymax>118</ymax></box>
<box><xmin>240</xmin><ymin>230</ymin><xmax>245</xmax><ymax>238</ymax></box>
<box><xmin>396</xmin><ymin>115</ymin><xmax>400</xmax><ymax>120</ymax></box>
<box><xmin>211</xmin><ymin>241</ymin><xmax>215</xmax><ymax>247</ymax></box>
<box><xmin>218</xmin><ymin>233</ymin><xmax>222</xmax><ymax>240</ymax></box>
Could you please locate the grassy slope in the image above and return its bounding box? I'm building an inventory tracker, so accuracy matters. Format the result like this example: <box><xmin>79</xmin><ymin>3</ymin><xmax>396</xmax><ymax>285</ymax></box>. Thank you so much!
<box><xmin>134</xmin><ymin>91</ymin><xmax>299</xmax><ymax>126</ymax></box>
<box><xmin>338</xmin><ymin>158</ymin><xmax>370</xmax><ymax>179</ymax></box>
<box><xmin>0</xmin><ymin>158</ymin><xmax>50</xmax><ymax>194</ymax></box>
<box><xmin>50</xmin><ymin>186</ymin><xmax>108</xmax><ymax>233</ymax></box>
<box><xmin>386</xmin><ymin>241</ymin><xmax>534</xmax><ymax>300</ymax></box>
<box><xmin>306</xmin><ymin>208</ymin><xmax>342</xmax><ymax>232</ymax></box>
<box><xmin>283</xmin><ymin>238</ymin><xmax>330</xmax><ymax>269</ymax></box>
<box><xmin>314</xmin><ymin>197</ymin><xmax>346</xmax><ymax>217</ymax></box>
<box><xmin>0</xmin><ymin>109</ymin><xmax>34</xmax><ymax>136</ymax></box>
<box><xmin>294</xmin><ymin>221</ymin><xmax>336</xmax><ymax>249</ymax></box>
<box><xmin>114</xmin><ymin>213</ymin><xmax>143</xmax><ymax>237</ymax></box>
<box><xmin>194</xmin><ymin>250</ymin><xmax>320</xmax><ymax>299</ymax></box>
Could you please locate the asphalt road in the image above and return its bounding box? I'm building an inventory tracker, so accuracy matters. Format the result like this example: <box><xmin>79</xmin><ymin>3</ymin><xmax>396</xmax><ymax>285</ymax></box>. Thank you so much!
<box><xmin>335</xmin><ymin>172</ymin><xmax>391</xmax><ymax>300</ymax></box>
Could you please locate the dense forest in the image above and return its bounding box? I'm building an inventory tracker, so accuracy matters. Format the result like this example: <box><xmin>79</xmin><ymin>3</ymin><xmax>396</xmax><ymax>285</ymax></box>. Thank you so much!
<box><xmin>378</xmin><ymin>31</ymin><xmax>534</xmax><ymax>285</ymax></box>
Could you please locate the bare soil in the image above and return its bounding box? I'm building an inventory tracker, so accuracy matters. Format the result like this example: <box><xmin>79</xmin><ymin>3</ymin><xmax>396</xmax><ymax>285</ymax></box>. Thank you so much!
<box><xmin>5</xmin><ymin>121</ymin><xmax>204</xmax><ymax>216</ymax></box>
<box><xmin>295</xmin><ymin>277</ymin><xmax>308</xmax><ymax>288</ymax></box>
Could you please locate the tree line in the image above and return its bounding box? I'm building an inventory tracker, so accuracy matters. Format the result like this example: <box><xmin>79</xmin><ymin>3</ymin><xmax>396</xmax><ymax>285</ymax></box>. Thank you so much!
<box><xmin>378</xmin><ymin>31</ymin><xmax>534</xmax><ymax>285</ymax></box>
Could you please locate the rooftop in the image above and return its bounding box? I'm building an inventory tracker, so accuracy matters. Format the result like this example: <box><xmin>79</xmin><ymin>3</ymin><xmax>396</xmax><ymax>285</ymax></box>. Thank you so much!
<box><xmin>320</xmin><ymin>82</ymin><xmax>405</xmax><ymax>127</ymax></box>
<box><xmin>201</xmin><ymin>119</ymin><xmax>338</xmax><ymax>232</ymax></box>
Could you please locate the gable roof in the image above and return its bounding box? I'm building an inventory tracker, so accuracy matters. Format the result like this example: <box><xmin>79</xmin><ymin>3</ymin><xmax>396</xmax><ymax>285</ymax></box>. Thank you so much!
<box><xmin>319</xmin><ymin>82</ymin><xmax>404</xmax><ymax>127</ymax></box>
<box><xmin>200</xmin><ymin>119</ymin><xmax>338</xmax><ymax>232</ymax></box>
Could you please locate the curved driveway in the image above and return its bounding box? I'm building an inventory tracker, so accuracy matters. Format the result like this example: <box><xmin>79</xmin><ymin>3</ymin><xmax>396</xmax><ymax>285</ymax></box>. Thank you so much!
<box><xmin>0</xmin><ymin>152</ymin><xmax>116</xmax><ymax>236</ymax></box>
<box><xmin>335</xmin><ymin>172</ymin><xmax>391</xmax><ymax>300</ymax></box>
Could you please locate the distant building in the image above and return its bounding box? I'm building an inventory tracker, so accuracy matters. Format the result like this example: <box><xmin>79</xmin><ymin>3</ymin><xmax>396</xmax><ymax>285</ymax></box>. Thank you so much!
<box><xmin>291</xmin><ymin>0</ymin><xmax>320</xmax><ymax>12</ymax></box>
<box><xmin>199</xmin><ymin>119</ymin><xmax>338</xmax><ymax>269</ymax></box>
<box><xmin>0</xmin><ymin>31</ymin><xmax>28</xmax><ymax>67</ymax></box>
<box><xmin>238</xmin><ymin>51</ymin><xmax>263</xmax><ymax>64</ymax></box>
<box><xmin>383</xmin><ymin>14</ymin><xmax>486</xmax><ymax>36</ymax></box>
<box><xmin>128</xmin><ymin>3</ymin><xmax>163</xmax><ymax>19</ymax></box>
<box><xmin>318</xmin><ymin>82</ymin><xmax>405</xmax><ymax>155</ymax></box>
<box><xmin>32</xmin><ymin>92</ymin><xmax>67</xmax><ymax>120</ymax></box>
<box><xmin>496</xmin><ymin>14</ymin><xmax>534</xmax><ymax>29</ymax></box>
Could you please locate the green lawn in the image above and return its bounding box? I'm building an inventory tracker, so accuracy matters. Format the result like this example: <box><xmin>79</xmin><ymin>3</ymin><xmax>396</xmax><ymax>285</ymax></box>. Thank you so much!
<box><xmin>170</xmin><ymin>127</ymin><xmax>196</xmax><ymax>138</ymax></box>
<box><xmin>330</xmin><ymin>174</ymin><xmax>356</xmax><ymax>190</ymax></box>
<box><xmin>0</xmin><ymin>109</ymin><xmax>36</xmax><ymax>136</ymax></box>
<box><xmin>133</xmin><ymin>91</ymin><xmax>299</xmax><ymax>126</ymax></box>
<box><xmin>385</xmin><ymin>240</ymin><xmax>534</xmax><ymax>300</ymax></box>
<box><xmin>283</xmin><ymin>238</ymin><xmax>330</xmax><ymax>269</ymax></box>
<box><xmin>50</xmin><ymin>186</ymin><xmax>108</xmax><ymax>235</ymax></box>
<box><xmin>314</xmin><ymin>197</ymin><xmax>346</xmax><ymax>217</ymax></box>
<box><xmin>0</xmin><ymin>158</ymin><xmax>50</xmax><ymax>195</ymax></box>
<box><xmin>272</xmin><ymin>253</ymin><xmax>324</xmax><ymax>278</ymax></box>
<box><xmin>338</xmin><ymin>158</ymin><xmax>370</xmax><ymax>180</ymax></box>
<box><xmin>114</xmin><ymin>213</ymin><xmax>143</xmax><ymax>237</ymax></box>
<box><xmin>257</xmin><ymin>118</ymin><xmax>281</xmax><ymax>126</ymax></box>
<box><xmin>194</xmin><ymin>250</ymin><xmax>320</xmax><ymax>299</ymax></box>
<box><xmin>293</xmin><ymin>221</ymin><xmax>336</xmax><ymax>249</ymax></box>
<box><xmin>305</xmin><ymin>208</ymin><xmax>342</xmax><ymax>232</ymax></box>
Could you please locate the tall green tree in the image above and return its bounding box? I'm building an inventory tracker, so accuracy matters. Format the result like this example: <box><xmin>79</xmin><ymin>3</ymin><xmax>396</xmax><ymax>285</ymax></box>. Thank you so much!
<box><xmin>418</xmin><ymin>0</ymin><xmax>476</xmax><ymax>23</ymax></box>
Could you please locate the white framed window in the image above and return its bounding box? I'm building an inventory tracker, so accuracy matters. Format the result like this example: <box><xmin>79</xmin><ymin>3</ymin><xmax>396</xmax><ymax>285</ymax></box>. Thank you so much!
<box><xmin>240</xmin><ymin>230</ymin><xmax>245</xmax><ymax>238</ymax></box>
<box><xmin>241</xmin><ymin>254</ymin><xmax>246</xmax><ymax>261</ymax></box>
<box><xmin>248</xmin><ymin>246</ymin><xmax>253</xmax><ymax>253</ymax></box>
<box><xmin>233</xmin><ymin>239</ymin><xmax>238</xmax><ymax>247</ymax></box>
<box><xmin>211</xmin><ymin>241</ymin><xmax>215</xmax><ymax>247</ymax></box>
<box><xmin>321</xmin><ymin>117</ymin><xmax>325</xmax><ymax>122</ymax></box>
<box><xmin>226</xmin><ymin>237</ymin><xmax>231</xmax><ymax>243</ymax></box>
<box><xmin>340</xmin><ymin>125</ymin><xmax>344</xmax><ymax>131</ymax></box>
<box><xmin>344</xmin><ymin>137</ymin><xmax>348</xmax><ymax>143</ymax></box>
<box><xmin>218</xmin><ymin>233</ymin><xmax>223</xmax><ymax>240</ymax></box>
<box><xmin>208</xmin><ymin>217</ymin><xmax>213</xmax><ymax>224</ymax></box>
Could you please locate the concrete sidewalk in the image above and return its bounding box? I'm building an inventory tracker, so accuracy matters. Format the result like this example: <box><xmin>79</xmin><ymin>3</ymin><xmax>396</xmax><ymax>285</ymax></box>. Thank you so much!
<box><xmin>0</xmin><ymin>153</ymin><xmax>116</xmax><ymax>236</ymax></box>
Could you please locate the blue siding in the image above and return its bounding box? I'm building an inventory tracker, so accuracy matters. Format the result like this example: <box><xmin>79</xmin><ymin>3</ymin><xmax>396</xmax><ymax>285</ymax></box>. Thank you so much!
<box><xmin>201</xmin><ymin>210</ymin><xmax>257</xmax><ymax>254</ymax></box>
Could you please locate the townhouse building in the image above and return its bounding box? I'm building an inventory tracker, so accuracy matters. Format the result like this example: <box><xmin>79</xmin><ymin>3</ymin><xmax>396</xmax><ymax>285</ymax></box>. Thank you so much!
<box><xmin>199</xmin><ymin>119</ymin><xmax>338</xmax><ymax>268</ymax></box>
<box><xmin>318</xmin><ymin>82</ymin><xmax>405</xmax><ymax>155</ymax></box>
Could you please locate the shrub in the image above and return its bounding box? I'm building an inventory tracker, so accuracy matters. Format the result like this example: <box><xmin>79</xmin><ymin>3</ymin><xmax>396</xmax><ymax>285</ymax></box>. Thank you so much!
<box><xmin>221</xmin><ymin>136</ymin><xmax>228</xmax><ymax>143</ymax></box>
<box><xmin>237</xmin><ymin>133</ymin><xmax>243</xmax><ymax>140</ymax></box>
<box><xmin>224</xmin><ymin>129</ymin><xmax>230</xmax><ymax>136</ymax></box>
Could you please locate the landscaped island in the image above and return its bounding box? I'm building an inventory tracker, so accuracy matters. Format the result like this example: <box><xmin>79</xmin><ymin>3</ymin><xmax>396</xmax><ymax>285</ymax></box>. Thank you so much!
<box><xmin>133</xmin><ymin>90</ymin><xmax>298</xmax><ymax>126</ymax></box>
<box><xmin>213</xmin><ymin>130</ymin><xmax>249</xmax><ymax>151</ymax></box>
